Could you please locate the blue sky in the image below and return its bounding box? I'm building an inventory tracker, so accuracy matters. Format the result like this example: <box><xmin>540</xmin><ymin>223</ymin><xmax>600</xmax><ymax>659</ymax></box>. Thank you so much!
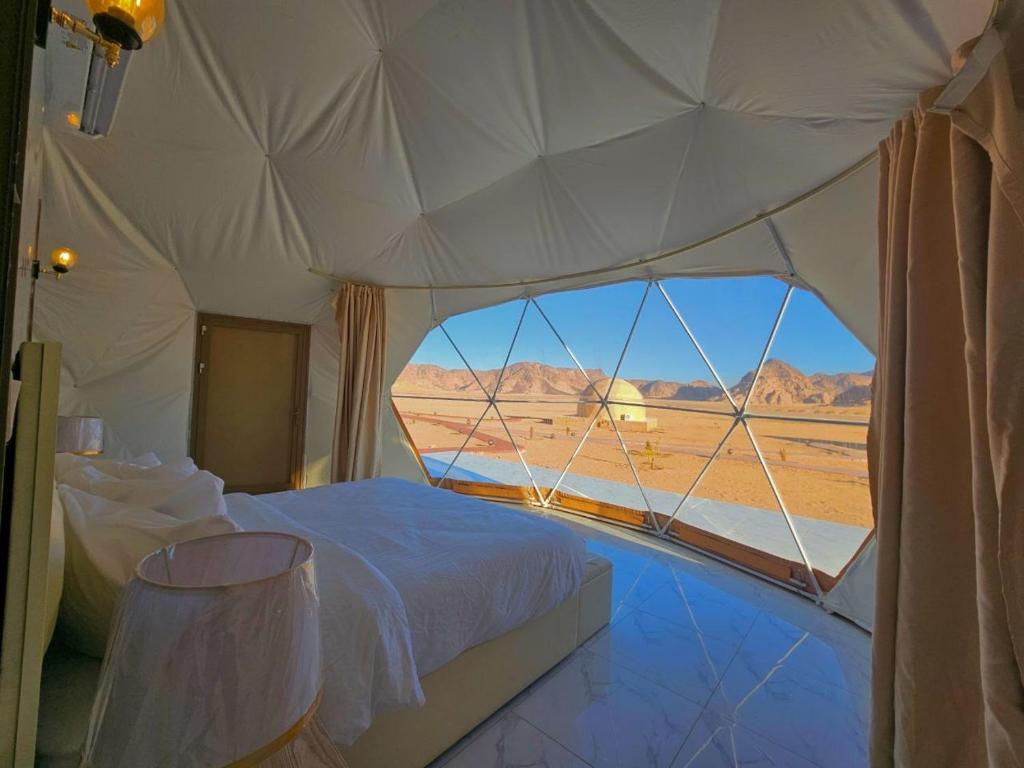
<box><xmin>411</xmin><ymin>277</ymin><xmax>874</xmax><ymax>387</ymax></box>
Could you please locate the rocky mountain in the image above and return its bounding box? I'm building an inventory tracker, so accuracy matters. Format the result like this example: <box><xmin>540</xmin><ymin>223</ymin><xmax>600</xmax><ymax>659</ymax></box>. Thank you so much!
<box><xmin>734</xmin><ymin>360</ymin><xmax>872</xmax><ymax>406</ymax></box>
<box><xmin>393</xmin><ymin>361</ymin><xmax>602</xmax><ymax>397</ymax></box>
<box><xmin>394</xmin><ymin>358</ymin><xmax>872</xmax><ymax>406</ymax></box>
<box><xmin>632</xmin><ymin>379</ymin><xmax>721</xmax><ymax>401</ymax></box>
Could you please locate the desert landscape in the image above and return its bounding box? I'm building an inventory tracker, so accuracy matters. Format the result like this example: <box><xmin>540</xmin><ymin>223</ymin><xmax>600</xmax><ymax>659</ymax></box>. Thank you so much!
<box><xmin>393</xmin><ymin>359</ymin><xmax>873</xmax><ymax>564</ymax></box>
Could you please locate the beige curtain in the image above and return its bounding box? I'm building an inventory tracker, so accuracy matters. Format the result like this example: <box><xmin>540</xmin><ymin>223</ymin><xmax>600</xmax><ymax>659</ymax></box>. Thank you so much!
<box><xmin>332</xmin><ymin>282</ymin><xmax>387</xmax><ymax>483</ymax></box>
<box><xmin>870</xmin><ymin>34</ymin><xmax>1024</xmax><ymax>768</ymax></box>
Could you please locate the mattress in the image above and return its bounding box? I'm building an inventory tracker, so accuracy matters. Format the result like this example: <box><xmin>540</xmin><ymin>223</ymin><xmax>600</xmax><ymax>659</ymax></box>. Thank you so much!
<box><xmin>226</xmin><ymin>478</ymin><xmax>587</xmax><ymax>677</ymax></box>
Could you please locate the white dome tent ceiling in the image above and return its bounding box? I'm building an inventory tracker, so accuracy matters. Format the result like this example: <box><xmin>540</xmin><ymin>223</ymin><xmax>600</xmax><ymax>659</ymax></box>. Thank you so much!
<box><xmin>33</xmin><ymin>4</ymin><xmax>987</xmax><ymax>474</ymax></box>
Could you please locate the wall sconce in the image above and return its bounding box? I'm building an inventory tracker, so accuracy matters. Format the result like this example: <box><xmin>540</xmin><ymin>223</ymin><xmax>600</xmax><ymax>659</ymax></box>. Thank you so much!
<box><xmin>39</xmin><ymin>0</ymin><xmax>165</xmax><ymax>136</ymax></box>
<box><xmin>24</xmin><ymin>201</ymin><xmax>80</xmax><ymax>343</ymax></box>
<box><xmin>46</xmin><ymin>0</ymin><xmax>164</xmax><ymax>67</ymax></box>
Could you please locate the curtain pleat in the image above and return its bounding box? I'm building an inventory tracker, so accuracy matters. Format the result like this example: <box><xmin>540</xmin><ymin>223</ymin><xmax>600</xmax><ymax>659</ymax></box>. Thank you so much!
<box><xmin>870</xmin><ymin>36</ymin><xmax>1024</xmax><ymax>768</ymax></box>
<box><xmin>332</xmin><ymin>283</ymin><xmax>387</xmax><ymax>483</ymax></box>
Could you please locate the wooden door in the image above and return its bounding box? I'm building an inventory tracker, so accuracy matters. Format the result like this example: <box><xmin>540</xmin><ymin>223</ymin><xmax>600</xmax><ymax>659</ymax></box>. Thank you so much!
<box><xmin>190</xmin><ymin>314</ymin><xmax>310</xmax><ymax>493</ymax></box>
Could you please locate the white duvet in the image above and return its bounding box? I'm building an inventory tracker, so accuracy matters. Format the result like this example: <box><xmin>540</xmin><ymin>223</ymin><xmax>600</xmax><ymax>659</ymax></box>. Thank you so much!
<box><xmin>225</xmin><ymin>478</ymin><xmax>585</xmax><ymax>745</ymax></box>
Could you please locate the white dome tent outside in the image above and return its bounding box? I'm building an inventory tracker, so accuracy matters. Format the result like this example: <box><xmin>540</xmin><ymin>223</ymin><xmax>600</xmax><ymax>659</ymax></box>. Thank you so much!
<box><xmin>23</xmin><ymin>0</ymin><xmax>994</xmax><ymax>630</ymax></box>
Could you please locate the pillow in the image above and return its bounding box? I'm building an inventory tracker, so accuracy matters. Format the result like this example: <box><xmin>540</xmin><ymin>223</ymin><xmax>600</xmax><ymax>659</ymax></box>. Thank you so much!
<box><xmin>57</xmin><ymin>485</ymin><xmax>240</xmax><ymax>657</ymax></box>
<box><xmin>59</xmin><ymin>465</ymin><xmax>224</xmax><ymax>521</ymax></box>
<box><xmin>54</xmin><ymin>452</ymin><xmax>162</xmax><ymax>483</ymax></box>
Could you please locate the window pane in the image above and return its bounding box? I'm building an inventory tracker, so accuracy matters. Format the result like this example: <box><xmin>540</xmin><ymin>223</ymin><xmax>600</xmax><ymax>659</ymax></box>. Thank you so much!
<box><xmin>747</xmin><ymin>288</ymin><xmax>874</xmax><ymax>420</ymax></box>
<box><xmin>443</xmin><ymin>407</ymin><xmax>538</xmax><ymax>497</ymax></box>
<box><xmin>614</xmin><ymin>408</ymin><xmax>734</xmax><ymax>520</ymax></box>
<box><xmin>394</xmin><ymin>326</ymin><xmax>489</xmax><ymax>399</ymax></box>
<box><xmin>495</xmin><ymin>301</ymin><xmax>598</xmax><ymax>401</ymax></box>
<box><xmin>493</xmin><ymin>399</ymin><xmax>598</xmax><ymax>494</ymax></box>
<box><xmin>750</xmin><ymin>418</ymin><xmax>872</xmax><ymax>576</ymax></box>
<box><xmin>442</xmin><ymin>299</ymin><xmax>526</xmax><ymax>397</ymax></box>
<box><xmin>393</xmin><ymin>397</ymin><xmax>491</xmax><ymax>478</ymax></box>
<box><xmin>533</xmin><ymin>281</ymin><xmax>647</xmax><ymax>401</ymax></box>
<box><xmin>659</xmin><ymin>276</ymin><xmax>788</xmax><ymax>404</ymax></box>
<box><xmin>614</xmin><ymin>282</ymin><xmax>733</xmax><ymax>414</ymax></box>
<box><xmin>668</xmin><ymin>425</ymin><xmax>806</xmax><ymax>575</ymax></box>
<box><xmin>553</xmin><ymin>403</ymin><xmax>650</xmax><ymax>519</ymax></box>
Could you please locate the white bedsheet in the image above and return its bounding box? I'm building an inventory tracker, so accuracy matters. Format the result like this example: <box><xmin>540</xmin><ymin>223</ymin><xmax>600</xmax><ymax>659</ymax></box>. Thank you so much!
<box><xmin>225</xmin><ymin>478</ymin><xmax>585</xmax><ymax>744</ymax></box>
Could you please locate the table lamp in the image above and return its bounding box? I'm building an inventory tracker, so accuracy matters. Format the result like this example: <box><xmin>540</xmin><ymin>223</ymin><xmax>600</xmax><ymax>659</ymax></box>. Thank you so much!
<box><xmin>55</xmin><ymin>415</ymin><xmax>103</xmax><ymax>455</ymax></box>
<box><xmin>81</xmin><ymin>531</ymin><xmax>347</xmax><ymax>767</ymax></box>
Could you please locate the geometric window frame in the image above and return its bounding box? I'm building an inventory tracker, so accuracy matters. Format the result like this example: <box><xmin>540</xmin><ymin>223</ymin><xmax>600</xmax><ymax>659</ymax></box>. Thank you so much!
<box><xmin>391</xmin><ymin>277</ymin><xmax>874</xmax><ymax>603</ymax></box>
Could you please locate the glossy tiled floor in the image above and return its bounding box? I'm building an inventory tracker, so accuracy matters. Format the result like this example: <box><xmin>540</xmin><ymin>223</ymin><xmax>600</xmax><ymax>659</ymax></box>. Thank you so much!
<box><xmin>430</xmin><ymin>512</ymin><xmax>871</xmax><ymax>768</ymax></box>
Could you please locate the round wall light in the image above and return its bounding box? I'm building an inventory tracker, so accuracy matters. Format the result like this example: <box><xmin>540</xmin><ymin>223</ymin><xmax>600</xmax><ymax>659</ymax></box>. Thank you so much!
<box><xmin>51</xmin><ymin>247</ymin><xmax>79</xmax><ymax>274</ymax></box>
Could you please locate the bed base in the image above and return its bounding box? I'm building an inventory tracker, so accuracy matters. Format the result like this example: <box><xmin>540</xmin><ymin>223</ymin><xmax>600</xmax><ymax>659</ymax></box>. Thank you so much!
<box><xmin>339</xmin><ymin>555</ymin><xmax>612</xmax><ymax>768</ymax></box>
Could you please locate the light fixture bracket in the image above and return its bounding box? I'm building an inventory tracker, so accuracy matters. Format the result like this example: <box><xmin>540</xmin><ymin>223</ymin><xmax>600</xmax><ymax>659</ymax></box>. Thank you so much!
<box><xmin>49</xmin><ymin>6</ymin><xmax>121</xmax><ymax>68</ymax></box>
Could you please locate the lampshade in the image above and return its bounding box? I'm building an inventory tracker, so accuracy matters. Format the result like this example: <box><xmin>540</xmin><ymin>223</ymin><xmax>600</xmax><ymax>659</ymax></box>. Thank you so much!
<box><xmin>55</xmin><ymin>415</ymin><xmax>103</xmax><ymax>455</ymax></box>
<box><xmin>82</xmin><ymin>532</ymin><xmax>323</xmax><ymax>767</ymax></box>
<box><xmin>87</xmin><ymin>0</ymin><xmax>164</xmax><ymax>49</ymax></box>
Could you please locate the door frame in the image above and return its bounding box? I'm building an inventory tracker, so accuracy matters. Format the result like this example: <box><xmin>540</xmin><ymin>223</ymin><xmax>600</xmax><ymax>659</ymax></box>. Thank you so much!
<box><xmin>189</xmin><ymin>312</ymin><xmax>311</xmax><ymax>493</ymax></box>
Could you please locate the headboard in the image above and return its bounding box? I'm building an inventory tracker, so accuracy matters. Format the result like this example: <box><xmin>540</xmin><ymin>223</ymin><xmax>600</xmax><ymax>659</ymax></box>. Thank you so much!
<box><xmin>0</xmin><ymin>341</ymin><xmax>63</xmax><ymax>768</ymax></box>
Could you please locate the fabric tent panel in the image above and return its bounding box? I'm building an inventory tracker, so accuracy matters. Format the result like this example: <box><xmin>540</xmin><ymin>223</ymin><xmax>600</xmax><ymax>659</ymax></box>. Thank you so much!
<box><xmin>179</xmin><ymin>268</ymin><xmax>334</xmax><ymax>327</ymax></box>
<box><xmin>56</xmin><ymin>279</ymin><xmax>196</xmax><ymax>461</ymax></box>
<box><xmin>823</xmin><ymin>538</ymin><xmax>876</xmax><ymax>631</ymax></box>
<box><xmin>305</xmin><ymin>306</ymin><xmax>342</xmax><ymax>487</ymax></box>
<box><xmin>543</xmin><ymin>111</ymin><xmax>702</xmax><ymax>263</ymax></box>
<box><xmin>771</xmin><ymin>158</ymin><xmax>880</xmax><ymax>352</ymax></box>
<box><xmin>32</xmin><ymin>262</ymin><xmax>184</xmax><ymax>385</ymax></box>
<box><xmin>421</xmin><ymin>218</ymin><xmax>790</xmax><ymax>325</ymax></box>
<box><xmin>704</xmin><ymin>0</ymin><xmax>989</xmax><ymax>119</ymax></box>
<box><xmin>271</xmin><ymin>60</ymin><xmax>424</xmax><ymax>274</ymax></box>
<box><xmin>522</xmin><ymin>0</ymin><xmax>696</xmax><ymax>154</ymax></box>
<box><xmin>383</xmin><ymin>53</ymin><xmax>537</xmax><ymax>214</ymax></box>
<box><xmin>41</xmin><ymin>132</ymin><xmax>169</xmax><ymax>272</ymax></box>
<box><xmin>171</xmin><ymin>1</ymin><xmax>375</xmax><ymax>155</ymax></box>
<box><xmin>422</xmin><ymin>159</ymin><xmax>619</xmax><ymax>285</ymax></box>
<box><xmin>45</xmin><ymin>130</ymin><xmax>306</xmax><ymax>276</ymax></box>
<box><xmin>349</xmin><ymin>0</ymin><xmax>444</xmax><ymax>48</ymax></box>
<box><xmin>387</xmin><ymin>0</ymin><xmax>542</xmax><ymax>155</ymax></box>
<box><xmin>659</xmin><ymin>107</ymin><xmax>891</xmax><ymax>254</ymax></box>
<box><xmin>586</xmin><ymin>0</ymin><xmax>719</xmax><ymax>101</ymax></box>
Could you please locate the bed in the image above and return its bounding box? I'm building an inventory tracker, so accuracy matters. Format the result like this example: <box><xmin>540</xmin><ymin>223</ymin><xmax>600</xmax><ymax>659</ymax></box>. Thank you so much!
<box><xmin>36</xmin><ymin>477</ymin><xmax>612</xmax><ymax>768</ymax></box>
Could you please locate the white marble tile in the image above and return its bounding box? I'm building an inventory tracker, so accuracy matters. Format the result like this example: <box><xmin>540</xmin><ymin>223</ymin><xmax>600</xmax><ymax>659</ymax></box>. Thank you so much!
<box><xmin>611</xmin><ymin>563</ymin><xmax>674</xmax><ymax>613</ymax></box>
<box><xmin>514</xmin><ymin>649</ymin><xmax>702</xmax><ymax>768</ymax></box>
<box><xmin>706</xmin><ymin>616</ymin><xmax>870</xmax><ymax>768</ymax></box>
<box><xmin>438</xmin><ymin>712</ymin><xmax>592</xmax><ymax>768</ymax></box>
<box><xmin>722</xmin><ymin>612</ymin><xmax>870</xmax><ymax>699</ymax></box>
<box><xmin>671</xmin><ymin>709</ymin><xmax>819</xmax><ymax>768</ymax></box>
<box><xmin>585</xmin><ymin>608</ymin><xmax>738</xmax><ymax>706</ymax></box>
<box><xmin>630</xmin><ymin>567</ymin><xmax>761</xmax><ymax>646</ymax></box>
